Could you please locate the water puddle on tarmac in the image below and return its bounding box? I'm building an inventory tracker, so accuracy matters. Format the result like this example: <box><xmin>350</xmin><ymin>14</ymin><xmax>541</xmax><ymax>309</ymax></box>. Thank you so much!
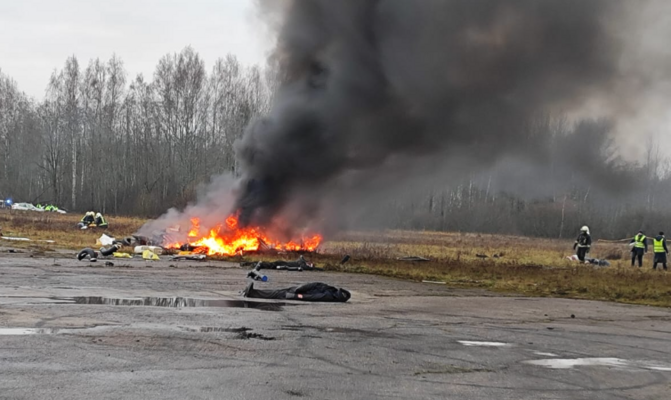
<box><xmin>458</xmin><ymin>340</ymin><xmax>510</xmax><ymax>347</ymax></box>
<box><xmin>180</xmin><ymin>326</ymin><xmax>251</xmax><ymax>333</ymax></box>
<box><xmin>524</xmin><ymin>358</ymin><xmax>671</xmax><ymax>371</ymax></box>
<box><xmin>0</xmin><ymin>328</ymin><xmax>54</xmax><ymax>335</ymax></box>
<box><xmin>53</xmin><ymin>296</ymin><xmax>287</xmax><ymax>311</ymax></box>
<box><xmin>0</xmin><ymin>327</ymin><xmax>103</xmax><ymax>335</ymax></box>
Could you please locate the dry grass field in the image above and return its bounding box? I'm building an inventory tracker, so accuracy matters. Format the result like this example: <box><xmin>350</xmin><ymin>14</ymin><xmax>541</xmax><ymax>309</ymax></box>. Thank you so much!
<box><xmin>315</xmin><ymin>230</ymin><xmax>671</xmax><ymax>307</ymax></box>
<box><xmin>0</xmin><ymin>210</ymin><xmax>145</xmax><ymax>251</ymax></box>
<box><xmin>1</xmin><ymin>209</ymin><xmax>670</xmax><ymax>307</ymax></box>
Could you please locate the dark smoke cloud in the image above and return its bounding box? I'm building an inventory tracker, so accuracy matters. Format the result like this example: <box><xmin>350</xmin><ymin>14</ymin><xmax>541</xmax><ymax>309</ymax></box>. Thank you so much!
<box><xmin>234</xmin><ymin>0</ymin><xmax>630</xmax><ymax>227</ymax></box>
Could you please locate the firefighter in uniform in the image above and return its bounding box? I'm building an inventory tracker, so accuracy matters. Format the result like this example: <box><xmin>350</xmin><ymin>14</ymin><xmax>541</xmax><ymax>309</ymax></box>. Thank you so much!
<box><xmin>94</xmin><ymin>212</ymin><xmax>108</xmax><ymax>229</ymax></box>
<box><xmin>81</xmin><ymin>211</ymin><xmax>95</xmax><ymax>225</ymax></box>
<box><xmin>573</xmin><ymin>226</ymin><xmax>592</xmax><ymax>262</ymax></box>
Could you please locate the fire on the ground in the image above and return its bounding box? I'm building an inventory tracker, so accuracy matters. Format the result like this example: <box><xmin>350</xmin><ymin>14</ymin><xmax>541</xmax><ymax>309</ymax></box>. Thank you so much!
<box><xmin>164</xmin><ymin>214</ymin><xmax>322</xmax><ymax>256</ymax></box>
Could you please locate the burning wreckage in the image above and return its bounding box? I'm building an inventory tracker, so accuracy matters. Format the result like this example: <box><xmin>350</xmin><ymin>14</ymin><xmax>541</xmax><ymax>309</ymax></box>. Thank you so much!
<box><xmin>76</xmin><ymin>213</ymin><xmax>324</xmax><ymax>262</ymax></box>
<box><xmin>74</xmin><ymin>213</ymin><xmax>351</xmax><ymax>303</ymax></box>
<box><xmin>156</xmin><ymin>213</ymin><xmax>322</xmax><ymax>257</ymax></box>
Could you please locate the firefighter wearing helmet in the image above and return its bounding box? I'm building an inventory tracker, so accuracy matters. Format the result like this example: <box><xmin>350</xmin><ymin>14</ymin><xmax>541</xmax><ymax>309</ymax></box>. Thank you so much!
<box><xmin>573</xmin><ymin>226</ymin><xmax>592</xmax><ymax>262</ymax></box>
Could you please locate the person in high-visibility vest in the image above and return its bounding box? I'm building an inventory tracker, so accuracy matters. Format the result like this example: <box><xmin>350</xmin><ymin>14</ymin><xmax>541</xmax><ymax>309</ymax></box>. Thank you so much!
<box><xmin>77</xmin><ymin>211</ymin><xmax>95</xmax><ymax>229</ymax></box>
<box><xmin>652</xmin><ymin>232</ymin><xmax>669</xmax><ymax>271</ymax></box>
<box><xmin>94</xmin><ymin>212</ymin><xmax>108</xmax><ymax>228</ymax></box>
<box><xmin>630</xmin><ymin>230</ymin><xmax>648</xmax><ymax>267</ymax></box>
<box><xmin>80</xmin><ymin>211</ymin><xmax>94</xmax><ymax>225</ymax></box>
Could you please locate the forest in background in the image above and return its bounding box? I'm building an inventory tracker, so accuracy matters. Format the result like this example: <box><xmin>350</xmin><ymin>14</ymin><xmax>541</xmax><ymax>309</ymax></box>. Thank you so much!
<box><xmin>0</xmin><ymin>47</ymin><xmax>272</xmax><ymax>216</ymax></box>
<box><xmin>1</xmin><ymin>46</ymin><xmax>669</xmax><ymax>239</ymax></box>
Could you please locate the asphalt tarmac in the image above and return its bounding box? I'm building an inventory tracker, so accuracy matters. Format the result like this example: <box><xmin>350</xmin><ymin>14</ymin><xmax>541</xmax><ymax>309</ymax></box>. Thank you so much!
<box><xmin>0</xmin><ymin>252</ymin><xmax>669</xmax><ymax>399</ymax></box>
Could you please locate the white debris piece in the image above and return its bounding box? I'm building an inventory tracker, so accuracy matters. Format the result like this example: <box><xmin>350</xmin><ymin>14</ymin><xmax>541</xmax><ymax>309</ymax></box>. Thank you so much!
<box><xmin>134</xmin><ymin>245</ymin><xmax>163</xmax><ymax>255</ymax></box>
<box><xmin>97</xmin><ymin>234</ymin><xmax>115</xmax><ymax>246</ymax></box>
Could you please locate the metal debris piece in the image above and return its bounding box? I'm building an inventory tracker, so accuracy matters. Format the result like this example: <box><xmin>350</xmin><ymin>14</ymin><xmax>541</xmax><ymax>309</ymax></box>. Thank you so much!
<box><xmin>170</xmin><ymin>254</ymin><xmax>207</xmax><ymax>261</ymax></box>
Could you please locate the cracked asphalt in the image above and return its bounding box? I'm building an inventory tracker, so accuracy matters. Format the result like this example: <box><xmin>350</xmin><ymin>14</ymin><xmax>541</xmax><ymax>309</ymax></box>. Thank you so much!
<box><xmin>0</xmin><ymin>251</ymin><xmax>670</xmax><ymax>399</ymax></box>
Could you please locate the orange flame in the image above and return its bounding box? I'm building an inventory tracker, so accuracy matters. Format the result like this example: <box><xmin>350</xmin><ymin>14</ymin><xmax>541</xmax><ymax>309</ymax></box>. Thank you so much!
<box><xmin>167</xmin><ymin>214</ymin><xmax>322</xmax><ymax>256</ymax></box>
<box><xmin>187</xmin><ymin>218</ymin><xmax>200</xmax><ymax>238</ymax></box>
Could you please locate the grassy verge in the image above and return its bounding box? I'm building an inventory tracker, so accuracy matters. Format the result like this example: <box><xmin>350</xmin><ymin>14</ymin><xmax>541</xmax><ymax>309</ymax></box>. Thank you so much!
<box><xmin>2</xmin><ymin>211</ymin><xmax>669</xmax><ymax>307</ymax></box>
<box><xmin>0</xmin><ymin>210</ymin><xmax>146</xmax><ymax>251</ymax></box>
<box><xmin>248</xmin><ymin>230</ymin><xmax>671</xmax><ymax>307</ymax></box>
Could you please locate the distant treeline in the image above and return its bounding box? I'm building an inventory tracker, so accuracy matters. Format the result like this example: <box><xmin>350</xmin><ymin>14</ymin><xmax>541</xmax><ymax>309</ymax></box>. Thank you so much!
<box><xmin>342</xmin><ymin>118</ymin><xmax>671</xmax><ymax>240</ymax></box>
<box><xmin>0</xmin><ymin>47</ymin><xmax>273</xmax><ymax>215</ymax></box>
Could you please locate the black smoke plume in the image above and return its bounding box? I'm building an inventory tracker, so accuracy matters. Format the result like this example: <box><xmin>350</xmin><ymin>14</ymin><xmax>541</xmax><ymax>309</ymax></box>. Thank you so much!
<box><xmin>234</xmin><ymin>0</ymin><xmax>630</xmax><ymax>228</ymax></box>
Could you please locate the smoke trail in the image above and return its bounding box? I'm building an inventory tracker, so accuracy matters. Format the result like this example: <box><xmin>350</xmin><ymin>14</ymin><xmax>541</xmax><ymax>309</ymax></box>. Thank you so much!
<box><xmin>234</xmin><ymin>0</ymin><xmax>629</xmax><ymax>227</ymax></box>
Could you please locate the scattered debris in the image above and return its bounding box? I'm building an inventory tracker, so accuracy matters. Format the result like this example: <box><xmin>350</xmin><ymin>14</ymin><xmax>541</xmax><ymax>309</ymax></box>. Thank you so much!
<box><xmin>566</xmin><ymin>255</ymin><xmax>610</xmax><ymax>267</ymax></box>
<box><xmin>587</xmin><ymin>258</ymin><xmax>610</xmax><ymax>267</ymax></box>
<box><xmin>142</xmin><ymin>250</ymin><xmax>160</xmax><ymax>261</ymax></box>
<box><xmin>1</xmin><ymin>236</ymin><xmax>30</xmax><ymax>241</ymax></box>
<box><xmin>247</xmin><ymin>269</ymin><xmax>268</xmax><ymax>282</ymax></box>
<box><xmin>96</xmin><ymin>234</ymin><xmax>116</xmax><ymax>246</ymax></box>
<box><xmin>422</xmin><ymin>280</ymin><xmax>446</xmax><ymax>285</ymax></box>
<box><xmin>113</xmin><ymin>252</ymin><xmax>133</xmax><ymax>258</ymax></box>
<box><xmin>133</xmin><ymin>234</ymin><xmax>167</xmax><ymax>247</ymax></box>
<box><xmin>340</xmin><ymin>254</ymin><xmax>351</xmax><ymax>265</ymax></box>
<box><xmin>99</xmin><ymin>244</ymin><xmax>121</xmax><ymax>257</ymax></box>
<box><xmin>77</xmin><ymin>248</ymin><xmax>98</xmax><ymax>262</ymax></box>
<box><xmin>134</xmin><ymin>245</ymin><xmax>163</xmax><ymax>255</ymax></box>
<box><xmin>179</xmin><ymin>244</ymin><xmax>198</xmax><ymax>252</ymax></box>
<box><xmin>104</xmin><ymin>261</ymin><xmax>114</xmax><ymax>267</ymax></box>
<box><xmin>246</xmin><ymin>255</ymin><xmax>322</xmax><ymax>271</ymax></box>
<box><xmin>397</xmin><ymin>256</ymin><xmax>430</xmax><ymax>262</ymax></box>
<box><xmin>170</xmin><ymin>253</ymin><xmax>207</xmax><ymax>261</ymax></box>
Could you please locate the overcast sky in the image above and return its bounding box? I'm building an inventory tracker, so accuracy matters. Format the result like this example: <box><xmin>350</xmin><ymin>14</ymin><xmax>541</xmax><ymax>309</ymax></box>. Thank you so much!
<box><xmin>0</xmin><ymin>0</ymin><xmax>271</xmax><ymax>99</ymax></box>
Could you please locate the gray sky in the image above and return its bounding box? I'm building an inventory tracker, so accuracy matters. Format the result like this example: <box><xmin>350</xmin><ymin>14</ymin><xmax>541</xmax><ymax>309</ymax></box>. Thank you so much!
<box><xmin>0</xmin><ymin>0</ymin><xmax>271</xmax><ymax>99</ymax></box>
